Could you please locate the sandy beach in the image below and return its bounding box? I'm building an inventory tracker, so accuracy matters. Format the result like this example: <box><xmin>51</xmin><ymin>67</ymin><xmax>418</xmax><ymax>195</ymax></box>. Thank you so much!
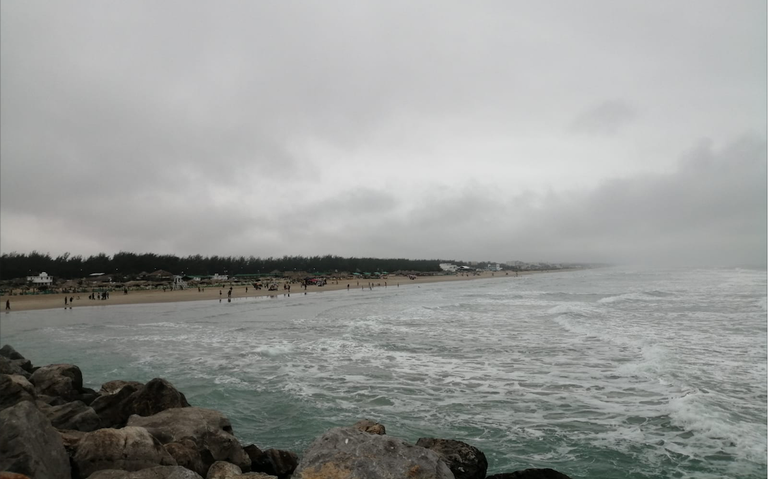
<box><xmin>0</xmin><ymin>271</ymin><xmax>551</xmax><ymax>313</ymax></box>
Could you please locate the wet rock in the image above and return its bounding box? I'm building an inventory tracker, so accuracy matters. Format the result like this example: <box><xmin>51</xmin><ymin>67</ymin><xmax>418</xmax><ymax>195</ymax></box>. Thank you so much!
<box><xmin>0</xmin><ymin>374</ymin><xmax>36</xmax><ymax>411</ymax></box>
<box><xmin>101</xmin><ymin>380</ymin><xmax>145</xmax><ymax>395</ymax></box>
<box><xmin>127</xmin><ymin>407</ymin><xmax>250</xmax><ymax>472</ymax></box>
<box><xmin>0</xmin><ymin>345</ymin><xmax>25</xmax><ymax>360</ymax></box>
<box><xmin>164</xmin><ymin>439</ymin><xmax>207</xmax><ymax>477</ymax></box>
<box><xmin>43</xmin><ymin>400</ymin><xmax>102</xmax><ymax>432</ymax></box>
<box><xmin>293</xmin><ymin>426</ymin><xmax>453</xmax><ymax>479</ymax></box>
<box><xmin>416</xmin><ymin>438</ymin><xmax>487</xmax><ymax>479</ymax></box>
<box><xmin>29</xmin><ymin>364</ymin><xmax>84</xmax><ymax>401</ymax></box>
<box><xmin>0</xmin><ymin>401</ymin><xmax>71</xmax><ymax>479</ymax></box>
<box><xmin>486</xmin><ymin>469</ymin><xmax>573</xmax><ymax>479</ymax></box>
<box><xmin>0</xmin><ymin>356</ymin><xmax>30</xmax><ymax>379</ymax></box>
<box><xmin>123</xmin><ymin>378</ymin><xmax>191</xmax><ymax>418</ymax></box>
<box><xmin>11</xmin><ymin>358</ymin><xmax>33</xmax><ymax>373</ymax></box>
<box><xmin>73</xmin><ymin>426</ymin><xmax>176</xmax><ymax>478</ymax></box>
<box><xmin>88</xmin><ymin>466</ymin><xmax>204</xmax><ymax>479</ymax></box>
<box><xmin>352</xmin><ymin>419</ymin><xmax>386</xmax><ymax>435</ymax></box>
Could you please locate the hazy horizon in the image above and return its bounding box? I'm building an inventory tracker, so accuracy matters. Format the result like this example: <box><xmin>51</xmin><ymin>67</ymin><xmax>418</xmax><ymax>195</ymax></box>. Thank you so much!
<box><xmin>2</xmin><ymin>1</ymin><xmax>765</xmax><ymax>267</ymax></box>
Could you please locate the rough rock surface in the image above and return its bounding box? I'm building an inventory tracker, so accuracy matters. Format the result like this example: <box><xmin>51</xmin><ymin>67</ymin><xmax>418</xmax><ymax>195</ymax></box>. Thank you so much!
<box><xmin>0</xmin><ymin>401</ymin><xmax>71</xmax><ymax>479</ymax></box>
<box><xmin>247</xmin><ymin>447</ymin><xmax>297</xmax><ymax>478</ymax></box>
<box><xmin>486</xmin><ymin>469</ymin><xmax>573</xmax><ymax>479</ymax></box>
<box><xmin>293</xmin><ymin>426</ymin><xmax>453</xmax><ymax>479</ymax></box>
<box><xmin>29</xmin><ymin>364</ymin><xmax>84</xmax><ymax>401</ymax></box>
<box><xmin>0</xmin><ymin>374</ymin><xmax>36</xmax><ymax>411</ymax></box>
<box><xmin>0</xmin><ymin>344</ymin><xmax>25</xmax><ymax>360</ymax></box>
<box><xmin>352</xmin><ymin>419</ymin><xmax>386</xmax><ymax>435</ymax></box>
<box><xmin>127</xmin><ymin>407</ymin><xmax>250</xmax><ymax>472</ymax></box>
<box><xmin>0</xmin><ymin>473</ymin><xmax>32</xmax><ymax>479</ymax></box>
<box><xmin>123</xmin><ymin>378</ymin><xmax>191</xmax><ymax>418</ymax></box>
<box><xmin>87</xmin><ymin>466</ymin><xmax>204</xmax><ymax>479</ymax></box>
<box><xmin>164</xmin><ymin>440</ymin><xmax>207</xmax><ymax>477</ymax></box>
<box><xmin>43</xmin><ymin>400</ymin><xmax>102</xmax><ymax>432</ymax></box>
<box><xmin>90</xmin><ymin>382</ymin><xmax>142</xmax><ymax>428</ymax></box>
<box><xmin>101</xmin><ymin>380</ymin><xmax>145</xmax><ymax>395</ymax></box>
<box><xmin>205</xmin><ymin>461</ymin><xmax>242</xmax><ymax>479</ymax></box>
<box><xmin>416</xmin><ymin>438</ymin><xmax>487</xmax><ymax>479</ymax></box>
<box><xmin>0</xmin><ymin>356</ymin><xmax>30</xmax><ymax>379</ymax></box>
<box><xmin>73</xmin><ymin>426</ymin><xmax>177</xmax><ymax>478</ymax></box>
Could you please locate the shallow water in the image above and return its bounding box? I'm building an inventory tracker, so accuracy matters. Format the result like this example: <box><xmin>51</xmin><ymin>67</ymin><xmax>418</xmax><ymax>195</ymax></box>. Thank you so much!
<box><xmin>2</xmin><ymin>267</ymin><xmax>766</xmax><ymax>478</ymax></box>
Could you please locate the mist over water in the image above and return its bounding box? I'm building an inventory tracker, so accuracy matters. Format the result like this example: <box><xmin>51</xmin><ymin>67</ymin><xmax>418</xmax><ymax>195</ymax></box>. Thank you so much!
<box><xmin>2</xmin><ymin>267</ymin><xmax>765</xmax><ymax>479</ymax></box>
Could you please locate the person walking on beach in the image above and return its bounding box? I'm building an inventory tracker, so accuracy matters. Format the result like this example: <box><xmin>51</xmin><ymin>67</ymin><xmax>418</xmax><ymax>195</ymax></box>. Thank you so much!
<box><xmin>5</xmin><ymin>300</ymin><xmax>9</xmax><ymax>311</ymax></box>
<box><xmin>65</xmin><ymin>297</ymin><xmax>68</xmax><ymax>307</ymax></box>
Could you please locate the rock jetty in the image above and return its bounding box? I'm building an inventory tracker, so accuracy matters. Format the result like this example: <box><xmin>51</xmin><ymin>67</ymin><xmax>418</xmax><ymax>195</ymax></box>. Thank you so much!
<box><xmin>0</xmin><ymin>345</ymin><xmax>573</xmax><ymax>479</ymax></box>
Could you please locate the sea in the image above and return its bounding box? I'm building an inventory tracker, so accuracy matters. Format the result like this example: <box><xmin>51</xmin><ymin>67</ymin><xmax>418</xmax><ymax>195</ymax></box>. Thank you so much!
<box><xmin>1</xmin><ymin>267</ymin><xmax>766</xmax><ymax>479</ymax></box>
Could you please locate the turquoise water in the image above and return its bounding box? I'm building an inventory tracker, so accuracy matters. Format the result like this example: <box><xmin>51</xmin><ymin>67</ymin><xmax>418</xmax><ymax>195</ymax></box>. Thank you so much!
<box><xmin>1</xmin><ymin>267</ymin><xmax>766</xmax><ymax>478</ymax></box>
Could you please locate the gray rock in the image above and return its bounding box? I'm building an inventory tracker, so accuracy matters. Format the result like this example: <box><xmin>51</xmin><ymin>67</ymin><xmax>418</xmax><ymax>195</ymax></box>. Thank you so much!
<box><xmin>73</xmin><ymin>426</ymin><xmax>177</xmax><ymax>478</ymax></box>
<box><xmin>250</xmin><ymin>449</ymin><xmax>298</xmax><ymax>478</ymax></box>
<box><xmin>29</xmin><ymin>364</ymin><xmax>84</xmax><ymax>401</ymax></box>
<box><xmin>293</xmin><ymin>426</ymin><xmax>454</xmax><ymax>479</ymax></box>
<box><xmin>0</xmin><ymin>356</ymin><xmax>30</xmax><ymax>379</ymax></box>
<box><xmin>352</xmin><ymin>419</ymin><xmax>386</xmax><ymax>435</ymax></box>
<box><xmin>486</xmin><ymin>469</ymin><xmax>573</xmax><ymax>479</ymax></box>
<box><xmin>0</xmin><ymin>400</ymin><xmax>71</xmax><ymax>479</ymax></box>
<box><xmin>123</xmin><ymin>378</ymin><xmax>191</xmax><ymax>418</ymax></box>
<box><xmin>0</xmin><ymin>374</ymin><xmax>36</xmax><ymax>411</ymax></box>
<box><xmin>164</xmin><ymin>439</ymin><xmax>207</xmax><ymax>477</ymax></box>
<box><xmin>206</xmin><ymin>461</ymin><xmax>241</xmax><ymax>479</ymax></box>
<box><xmin>90</xmin><ymin>382</ymin><xmax>141</xmax><ymax>428</ymax></box>
<box><xmin>0</xmin><ymin>345</ymin><xmax>25</xmax><ymax>360</ymax></box>
<box><xmin>101</xmin><ymin>380</ymin><xmax>145</xmax><ymax>395</ymax></box>
<box><xmin>89</xmin><ymin>466</ymin><xmax>204</xmax><ymax>479</ymax></box>
<box><xmin>44</xmin><ymin>400</ymin><xmax>102</xmax><ymax>432</ymax></box>
<box><xmin>11</xmin><ymin>358</ymin><xmax>33</xmax><ymax>373</ymax></box>
<box><xmin>415</xmin><ymin>438</ymin><xmax>487</xmax><ymax>479</ymax></box>
<box><xmin>127</xmin><ymin>408</ymin><xmax>250</xmax><ymax>472</ymax></box>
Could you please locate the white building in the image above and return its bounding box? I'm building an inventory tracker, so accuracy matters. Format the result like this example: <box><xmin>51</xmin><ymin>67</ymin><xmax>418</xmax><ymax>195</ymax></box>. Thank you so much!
<box><xmin>212</xmin><ymin>273</ymin><xmax>228</xmax><ymax>281</ymax></box>
<box><xmin>26</xmin><ymin>272</ymin><xmax>53</xmax><ymax>285</ymax></box>
<box><xmin>439</xmin><ymin>263</ymin><xmax>458</xmax><ymax>272</ymax></box>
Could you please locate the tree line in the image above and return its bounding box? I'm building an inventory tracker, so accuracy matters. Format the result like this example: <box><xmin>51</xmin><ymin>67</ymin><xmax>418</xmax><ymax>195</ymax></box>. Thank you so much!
<box><xmin>0</xmin><ymin>252</ymin><xmax>453</xmax><ymax>281</ymax></box>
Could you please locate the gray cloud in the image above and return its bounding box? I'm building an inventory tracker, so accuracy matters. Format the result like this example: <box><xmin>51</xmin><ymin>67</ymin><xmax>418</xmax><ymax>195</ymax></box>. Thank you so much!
<box><xmin>1</xmin><ymin>1</ymin><xmax>765</xmax><ymax>267</ymax></box>
<box><xmin>571</xmin><ymin>100</ymin><xmax>638</xmax><ymax>135</ymax></box>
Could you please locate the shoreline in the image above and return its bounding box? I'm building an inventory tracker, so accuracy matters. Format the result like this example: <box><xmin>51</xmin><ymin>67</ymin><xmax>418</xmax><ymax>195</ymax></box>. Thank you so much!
<box><xmin>0</xmin><ymin>270</ymin><xmax>558</xmax><ymax>313</ymax></box>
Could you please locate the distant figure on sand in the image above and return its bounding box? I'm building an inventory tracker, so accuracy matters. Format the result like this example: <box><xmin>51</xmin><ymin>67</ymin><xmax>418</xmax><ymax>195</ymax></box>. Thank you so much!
<box><xmin>5</xmin><ymin>300</ymin><xmax>9</xmax><ymax>311</ymax></box>
<box><xmin>65</xmin><ymin>297</ymin><xmax>68</xmax><ymax>307</ymax></box>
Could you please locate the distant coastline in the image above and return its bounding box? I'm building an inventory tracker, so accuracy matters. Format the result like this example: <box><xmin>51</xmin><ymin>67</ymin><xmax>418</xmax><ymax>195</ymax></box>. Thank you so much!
<box><xmin>0</xmin><ymin>270</ymin><xmax>569</xmax><ymax>313</ymax></box>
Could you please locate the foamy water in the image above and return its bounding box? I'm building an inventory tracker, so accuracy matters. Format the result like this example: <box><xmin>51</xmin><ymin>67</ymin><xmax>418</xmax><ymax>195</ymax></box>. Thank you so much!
<box><xmin>2</xmin><ymin>267</ymin><xmax>765</xmax><ymax>478</ymax></box>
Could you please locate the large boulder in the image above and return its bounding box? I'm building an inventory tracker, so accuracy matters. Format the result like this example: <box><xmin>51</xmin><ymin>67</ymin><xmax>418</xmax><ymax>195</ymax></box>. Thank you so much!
<box><xmin>0</xmin><ymin>400</ymin><xmax>71</xmax><ymax>479</ymax></box>
<box><xmin>0</xmin><ymin>374</ymin><xmax>36</xmax><ymax>411</ymax></box>
<box><xmin>101</xmin><ymin>380</ymin><xmax>145</xmax><ymax>395</ymax></box>
<box><xmin>293</xmin><ymin>426</ymin><xmax>454</xmax><ymax>479</ymax></box>
<box><xmin>73</xmin><ymin>427</ymin><xmax>176</xmax><ymax>478</ymax></box>
<box><xmin>29</xmin><ymin>364</ymin><xmax>84</xmax><ymax>401</ymax></box>
<box><xmin>486</xmin><ymin>469</ymin><xmax>573</xmax><ymax>479</ymax></box>
<box><xmin>0</xmin><ymin>345</ymin><xmax>25</xmax><ymax>360</ymax></box>
<box><xmin>123</xmin><ymin>378</ymin><xmax>191</xmax><ymax>418</ymax></box>
<box><xmin>127</xmin><ymin>408</ymin><xmax>250</xmax><ymax>472</ymax></box>
<box><xmin>87</xmin><ymin>466</ymin><xmax>203</xmax><ymax>479</ymax></box>
<box><xmin>91</xmin><ymin>382</ymin><xmax>142</xmax><ymax>428</ymax></box>
<box><xmin>0</xmin><ymin>356</ymin><xmax>30</xmax><ymax>379</ymax></box>
<box><xmin>415</xmin><ymin>438</ymin><xmax>487</xmax><ymax>479</ymax></box>
<box><xmin>42</xmin><ymin>400</ymin><xmax>102</xmax><ymax>432</ymax></box>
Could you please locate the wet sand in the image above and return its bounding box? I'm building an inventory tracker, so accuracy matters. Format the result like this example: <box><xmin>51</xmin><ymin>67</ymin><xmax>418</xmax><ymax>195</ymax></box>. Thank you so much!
<box><xmin>0</xmin><ymin>271</ymin><xmax>547</xmax><ymax>312</ymax></box>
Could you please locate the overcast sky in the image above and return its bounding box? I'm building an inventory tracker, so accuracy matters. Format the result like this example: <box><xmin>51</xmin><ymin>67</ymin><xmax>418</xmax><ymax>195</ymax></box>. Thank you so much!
<box><xmin>1</xmin><ymin>1</ymin><xmax>766</xmax><ymax>266</ymax></box>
